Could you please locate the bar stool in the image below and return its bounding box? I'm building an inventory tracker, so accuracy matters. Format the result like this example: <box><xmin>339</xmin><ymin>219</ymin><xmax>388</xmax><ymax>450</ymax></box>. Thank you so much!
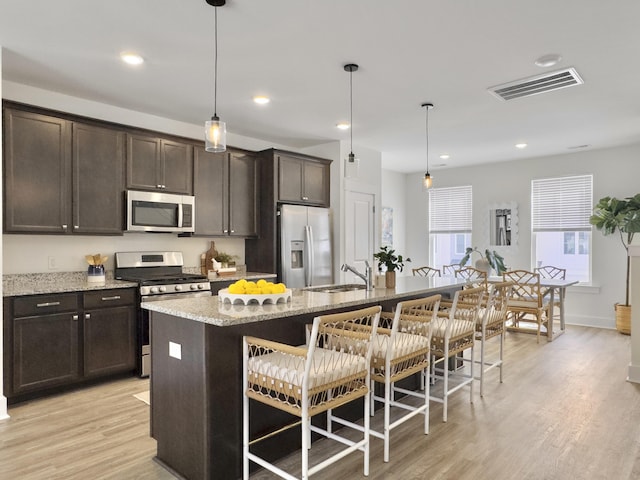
<box><xmin>430</xmin><ymin>286</ymin><xmax>484</xmax><ymax>422</ymax></box>
<box><xmin>242</xmin><ymin>305</ymin><xmax>381</xmax><ymax>480</ymax></box>
<box><xmin>368</xmin><ymin>294</ymin><xmax>441</xmax><ymax>462</ymax></box>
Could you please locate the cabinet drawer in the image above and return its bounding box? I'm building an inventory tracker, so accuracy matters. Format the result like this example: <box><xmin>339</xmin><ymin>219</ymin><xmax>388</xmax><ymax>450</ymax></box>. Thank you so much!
<box><xmin>14</xmin><ymin>293</ymin><xmax>79</xmax><ymax>317</ymax></box>
<box><xmin>83</xmin><ymin>288</ymin><xmax>136</xmax><ymax>309</ymax></box>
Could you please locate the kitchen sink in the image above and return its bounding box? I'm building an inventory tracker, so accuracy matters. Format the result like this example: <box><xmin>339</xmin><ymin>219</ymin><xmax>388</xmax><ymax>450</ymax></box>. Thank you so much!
<box><xmin>304</xmin><ymin>283</ymin><xmax>367</xmax><ymax>293</ymax></box>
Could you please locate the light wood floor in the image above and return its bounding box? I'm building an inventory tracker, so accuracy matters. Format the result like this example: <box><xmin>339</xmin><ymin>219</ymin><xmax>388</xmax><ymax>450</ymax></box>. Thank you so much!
<box><xmin>1</xmin><ymin>325</ymin><xmax>639</xmax><ymax>480</ymax></box>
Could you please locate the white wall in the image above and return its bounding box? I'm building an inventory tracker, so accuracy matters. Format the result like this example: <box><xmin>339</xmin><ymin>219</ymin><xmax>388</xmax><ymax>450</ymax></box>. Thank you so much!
<box><xmin>380</xmin><ymin>170</ymin><xmax>409</xmax><ymax>272</ymax></box>
<box><xmin>400</xmin><ymin>144</ymin><xmax>640</xmax><ymax>329</ymax></box>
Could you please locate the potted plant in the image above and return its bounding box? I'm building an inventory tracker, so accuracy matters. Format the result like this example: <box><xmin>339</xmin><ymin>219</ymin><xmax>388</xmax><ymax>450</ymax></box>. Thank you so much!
<box><xmin>590</xmin><ymin>193</ymin><xmax>640</xmax><ymax>334</ymax></box>
<box><xmin>459</xmin><ymin>247</ymin><xmax>507</xmax><ymax>275</ymax></box>
<box><xmin>373</xmin><ymin>246</ymin><xmax>411</xmax><ymax>288</ymax></box>
<box><xmin>215</xmin><ymin>252</ymin><xmax>238</xmax><ymax>268</ymax></box>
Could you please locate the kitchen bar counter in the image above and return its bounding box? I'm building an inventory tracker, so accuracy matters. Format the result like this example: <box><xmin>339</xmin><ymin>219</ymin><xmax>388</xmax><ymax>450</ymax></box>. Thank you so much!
<box><xmin>145</xmin><ymin>276</ymin><xmax>465</xmax><ymax>480</ymax></box>
<box><xmin>144</xmin><ymin>276</ymin><xmax>464</xmax><ymax>326</ymax></box>
<box><xmin>208</xmin><ymin>271</ymin><xmax>276</xmax><ymax>283</ymax></box>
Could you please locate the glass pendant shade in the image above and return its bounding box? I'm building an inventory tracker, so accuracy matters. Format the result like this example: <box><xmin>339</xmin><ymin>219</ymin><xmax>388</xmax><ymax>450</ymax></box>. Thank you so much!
<box><xmin>423</xmin><ymin>172</ymin><xmax>433</xmax><ymax>189</ymax></box>
<box><xmin>205</xmin><ymin>116</ymin><xmax>226</xmax><ymax>152</ymax></box>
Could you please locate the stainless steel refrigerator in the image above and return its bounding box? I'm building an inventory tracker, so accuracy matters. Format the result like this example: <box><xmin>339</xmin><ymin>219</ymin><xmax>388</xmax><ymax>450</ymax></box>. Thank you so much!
<box><xmin>279</xmin><ymin>204</ymin><xmax>333</xmax><ymax>288</ymax></box>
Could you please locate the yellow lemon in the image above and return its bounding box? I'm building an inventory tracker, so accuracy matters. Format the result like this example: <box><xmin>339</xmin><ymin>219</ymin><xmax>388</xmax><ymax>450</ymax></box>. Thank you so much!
<box><xmin>257</xmin><ymin>279</ymin><xmax>267</xmax><ymax>287</ymax></box>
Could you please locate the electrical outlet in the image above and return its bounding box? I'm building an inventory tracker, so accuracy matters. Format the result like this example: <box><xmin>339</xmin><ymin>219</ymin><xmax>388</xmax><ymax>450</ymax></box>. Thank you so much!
<box><xmin>48</xmin><ymin>256</ymin><xmax>56</xmax><ymax>270</ymax></box>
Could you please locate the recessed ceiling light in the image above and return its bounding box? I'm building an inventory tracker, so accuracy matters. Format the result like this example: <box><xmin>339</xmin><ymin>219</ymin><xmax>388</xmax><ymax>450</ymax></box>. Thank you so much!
<box><xmin>336</xmin><ymin>122</ymin><xmax>350</xmax><ymax>130</ymax></box>
<box><xmin>535</xmin><ymin>54</ymin><xmax>562</xmax><ymax>68</ymax></box>
<box><xmin>253</xmin><ymin>96</ymin><xmax>270</xmax><ymax>105</ymax></box>
<box><xmin>120</xmin><ymin>52</ymin><xmax>144</xmax><ymax>66</ymax></box>
<box><xmin>515</xmin><ymin>143</ymin><xmax>528</xmax><ymax>149</ymax></box>
<box><xmin>439</xmin><ymin>154</ymin><xmax>450</xmax><ymax>160</ymax></box>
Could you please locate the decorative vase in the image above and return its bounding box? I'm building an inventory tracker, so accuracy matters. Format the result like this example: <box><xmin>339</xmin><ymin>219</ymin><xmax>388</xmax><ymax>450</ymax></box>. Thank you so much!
<box><xmin>474</xmin><ymin>258</ymin><xmax>491</xmax><ymax>274</ymax></box>
<box><xmin>615</xmin><ymin>303</ymin><xmax>631</xmax><ymax>335</ymax></box>
<box><xmin>87</xmin><ymin>264</ymin><xmax>105</xmax><ymax>284</ymax></box>
<box><xmin>385</xmin><ymin>271</ymin><xmax>396</xmax><ymax>289</ymax></box>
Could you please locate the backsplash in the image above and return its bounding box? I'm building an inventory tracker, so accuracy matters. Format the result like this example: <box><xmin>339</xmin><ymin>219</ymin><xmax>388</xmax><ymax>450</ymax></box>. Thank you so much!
<box><xmin>2</xmin><ymin>233</ymin><xmax>246</xmax><ymax>274</ymax></box>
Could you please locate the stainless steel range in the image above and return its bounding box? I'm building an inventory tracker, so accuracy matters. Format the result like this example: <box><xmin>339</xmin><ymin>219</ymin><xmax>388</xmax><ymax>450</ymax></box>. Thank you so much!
<box><xmin>115</xmin><ymin>251</ymin><xmax>211</xmax><ymax>377</ymax></box>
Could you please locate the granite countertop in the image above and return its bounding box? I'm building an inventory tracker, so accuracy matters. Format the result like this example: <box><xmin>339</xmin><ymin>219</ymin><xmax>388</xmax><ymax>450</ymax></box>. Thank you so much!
<box><xmin>3</xmin><ymin>272</ymin><xmax>138</xmax><ymax>297</ymax></box>
<box><xmin>208</xmin><ymin>271</ymin><xmax>276</xmax><ymax>283</ymax></box>
<box><xmin>142</xmin><ymin>276</ymin><xmax>466</xmax><ymax>327</ymax></box>
<box><xmin>3</xmin><ymin>270</ymin><xmax>277</xmax><ymax>297</ymax></box>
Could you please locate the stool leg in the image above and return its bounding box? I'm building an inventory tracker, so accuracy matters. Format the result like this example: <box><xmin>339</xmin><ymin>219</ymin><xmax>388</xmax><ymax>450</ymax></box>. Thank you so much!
<box><xmin>383</xmin><ymin>377</ymin><xmax>391</xmax><ymax>462</ymax></box>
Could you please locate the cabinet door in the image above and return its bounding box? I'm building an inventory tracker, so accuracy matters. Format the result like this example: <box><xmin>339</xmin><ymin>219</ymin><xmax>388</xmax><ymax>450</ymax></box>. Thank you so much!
<box><xmin>126</xmin><ymin>134</ymin><xmax>161</xmax><ymax>191</ymax></box>
<box><xmin>277</xmin><ymin>155</ymin><xmax>304</xmax><ymax>203</ymax></box>
<box><xmin>229</xmin><ymin>152</ymin><xmax>258</xmax><ymax>237</ymax></box>
<box><xmin>72</xmin><ymin>123</ymin><xmax>125</xmax><ymax>234</ymax></box>
<box><xmin>161</xmin><ymin>140</ymin><xmax>193</xmax><ymax>194</ymax></box>
<box><xmin>12</xmin><ymin>312</ymin><xmax>80</xmax><ymax>394</ymax></box>
<box><xmin>83</xmin><ymin>305</ymin><xmax>136</xmax><ymax>377</ymax></box>
<box><xmin>193</xmin><ymin>146</ymin><xmax>227</xmax><ymax>235</ymax></box>
<box><xmin>302</xmin><ymin>160</ymin><xmax>330</xmax><ymax>206</ymax></box>
<box><xmin>3</xmin><ymin>108</ymin><xmax>71</xmax><ymax>233</ymax></box>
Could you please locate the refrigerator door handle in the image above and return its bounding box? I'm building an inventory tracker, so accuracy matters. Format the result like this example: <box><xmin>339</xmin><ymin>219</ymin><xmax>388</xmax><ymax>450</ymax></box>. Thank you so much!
<box><xmin>305</xmin><ymin>225</ymin><xmax>314</xmax><ymax>286</ymax></box>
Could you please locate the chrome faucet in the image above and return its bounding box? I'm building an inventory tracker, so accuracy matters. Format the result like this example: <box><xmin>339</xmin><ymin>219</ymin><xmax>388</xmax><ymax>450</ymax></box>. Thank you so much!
<box><xmin>341</xmin><ymin>261</ymin><xmax>373</xmax><ymax>291</ymax></box>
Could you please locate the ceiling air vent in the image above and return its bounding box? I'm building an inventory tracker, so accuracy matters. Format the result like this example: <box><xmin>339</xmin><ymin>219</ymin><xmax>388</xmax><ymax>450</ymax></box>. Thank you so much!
<box><xmin>489</xmin><ymin>67</ymin><xmax>583</xmax><ymax>101</ymax></box>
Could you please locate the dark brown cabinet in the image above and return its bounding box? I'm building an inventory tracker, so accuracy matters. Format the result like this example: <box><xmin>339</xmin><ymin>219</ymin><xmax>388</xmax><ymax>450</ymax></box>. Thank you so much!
<box><xmin>82</xmin><ymin>289</ymin><xmax>136</xmax><ymax>378</ymax></box>
<box><xmin>245</xmin><ymin>149</ymin><xmax>332</xmax><ymax>277</ymax></box>
<box><xmin>10</xmin><ymin>294</ymin><xmax>80</xmax><ymax>395</ymax></box>
<box><xmin>277</xmin><ymin>153</ymin><xmax>330</xmax><ymax>206</ymax></box>
<box><xmin>3</xmin><ymin>104</ymin><xmax>125</xmax><ymax>235</ymax></box>
<box><xmin>126</xmin><ymin>133</ymin><xmax>193</xmax><ymax>194</ymax></box>
<box><xmin>3</xmin><ymin>288</ymin><xmax>137</xmax><ymax>402</ymax></box>
<box><xmin>193</xmin><ymin>147</ymin><xmax>258</xmax><ymax>237</ymax></box>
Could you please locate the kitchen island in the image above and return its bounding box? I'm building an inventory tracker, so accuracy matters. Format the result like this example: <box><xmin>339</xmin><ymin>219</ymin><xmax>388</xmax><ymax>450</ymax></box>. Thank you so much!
<box><xmin>143</xmin><ymin>276</ymin><xmax>466</xmax><ymax>480</ymax></box>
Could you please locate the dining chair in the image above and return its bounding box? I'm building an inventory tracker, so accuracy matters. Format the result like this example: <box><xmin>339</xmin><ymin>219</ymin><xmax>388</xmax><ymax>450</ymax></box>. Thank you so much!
<box><xmin>369</xmin><ymin>294</ymin><xmax>441</xmax><ymax>462</ymax></box>
<box><xmin>535</xmin><ymin>265</ymin><xmax>567</xmax><ymax>325</ymax></box>
<box><xmin>474</xmin><ymin>281</ymin><xmax>512</xmax><ymax>397</ymax></box>
<box><xmin>242</xmin><ymin>305</ymin><xmax>381</xmax><ymax>480</ymax></box>
<box><xmin>503</xmin><ymin>270</ymin><xmax>549</xmax><ymax>343</ymax></box>
<box><xmin>455</xmin><ymin>266</ymin><xmax>488</xmax><ymax>290</ymax></box>
<box><xmin>412</xmin><ymin>266</ymin><xmax>441</xmax><ymax>278</ymax></box>
<box><xmin>430</xmin><ymin>286</ymin><xmax>484</xmax><ymax>422</ymax></box>
<box><xmin>441</xmin><ymin>264</ymin><xmax>459</xmax><ymax>276</ymax></box>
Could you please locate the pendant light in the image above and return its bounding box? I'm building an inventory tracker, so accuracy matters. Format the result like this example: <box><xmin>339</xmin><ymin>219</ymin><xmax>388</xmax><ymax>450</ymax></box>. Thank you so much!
<box><xmin>344</xmin><ymin>63</ymin><xmax>359</xmax><ymax>177</ymax></box>
<box><xmin>204</xmin><ymin>0</ymin><xmax>227</xmax><ymax>152</ymax></box>
<box><xmin>422</xmin><ymin>102</ymin><xmax>434</xmax><ymax>189</ymax></box>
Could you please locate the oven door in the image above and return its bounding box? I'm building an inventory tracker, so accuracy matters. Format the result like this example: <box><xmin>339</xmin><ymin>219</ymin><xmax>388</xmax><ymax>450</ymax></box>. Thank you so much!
<box><xmin>139</xmin><ymin>290</ymin><xmax>212</xmax><ymax>377</ymax></box>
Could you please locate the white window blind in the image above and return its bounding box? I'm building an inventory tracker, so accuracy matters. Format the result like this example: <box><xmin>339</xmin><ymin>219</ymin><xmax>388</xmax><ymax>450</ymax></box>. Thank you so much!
<box><xmin>531</xmin><ymin>174</ymin><xmax>593</xmax><ymax>232</ymax></box>
<box><xmin>429</xmin><ymin>185</ymin><xmax>473</xmax><ymax>234</ymax></box>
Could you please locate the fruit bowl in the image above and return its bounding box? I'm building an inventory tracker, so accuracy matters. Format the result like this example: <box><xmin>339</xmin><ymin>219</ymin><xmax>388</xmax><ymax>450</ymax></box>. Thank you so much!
<box><xmin>218</xmin><ymin>288</ymin><xmax>292</xmax><ymax>305</ymax></box>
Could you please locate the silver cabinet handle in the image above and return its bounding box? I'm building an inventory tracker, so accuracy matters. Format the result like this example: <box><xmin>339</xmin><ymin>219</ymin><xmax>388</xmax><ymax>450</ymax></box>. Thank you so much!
<box><xmin>230</xmin><ymin>230</ymin><xmax>235</xmax><ymax>233</ymax></box>
<box><xmin>302</xmin><ymin>196</ymin><xmax>309</xmax><ymax>201</ymax></box>
<box><xmin>72</xmin><ymin>315</ymin><xmax>78</xmax><ymax>321</ymax></box>
<box><xmin>157</xmin><ymin>184</ymin><xmax>162</xmax><ymax>188</ymax></box>
<box><xmin>101</xmin><ymin>295</ymin><xmax>121</xmax><ymax>301</ymax></box>
<box><xmin>85</xmin><ymin>314</ymin><xmax>91</xmax><ymax>319</ymax></box>
<box><xmin>223</xmin><ymin>229</ymin><xmax>228</xmax><ymax>233</ymax></box>
<box><xmin>37</xmin><ymin>301</ymin><xmax>61</xmax><ymax>307</ymax></box>
<box><xmin>74</xmin><ymin>225</ymin><xmax>79</xmax><ymax>229</ymax></box>
<box><xmin>161</xmin><ymin>185</ymin><xmax>166</xmax><ymax>189</ymax></box>
<box><xmin>62</xmin><ymin>224</ymin><xmax>68</xmax><ymax>229</ymax></box>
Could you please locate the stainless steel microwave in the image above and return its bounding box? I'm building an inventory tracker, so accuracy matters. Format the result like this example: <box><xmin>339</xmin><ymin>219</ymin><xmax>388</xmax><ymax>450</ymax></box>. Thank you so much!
<box><xmin>126</xmin><ymin>190</ymin><xmax>195</xmax><ymax>233</ymax></box>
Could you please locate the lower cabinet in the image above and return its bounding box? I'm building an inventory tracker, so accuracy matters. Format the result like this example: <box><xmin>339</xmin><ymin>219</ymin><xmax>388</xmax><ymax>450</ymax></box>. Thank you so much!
<box><xmin>83</xmin><ymin>290</ymin><xmax>136</xmax><ymax>378</ymax></box>
<box><xmin>4</xmin><ymin>288</ymin><xmax>137</xmax><ymax>401</ymax></box>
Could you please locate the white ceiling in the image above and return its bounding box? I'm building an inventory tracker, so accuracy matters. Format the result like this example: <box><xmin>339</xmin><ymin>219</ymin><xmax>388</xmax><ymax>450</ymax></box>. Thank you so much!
<box><xmin>2</xmin><ymin>0</ymin><xmax>639</xmax><ymax>173</ymax></box>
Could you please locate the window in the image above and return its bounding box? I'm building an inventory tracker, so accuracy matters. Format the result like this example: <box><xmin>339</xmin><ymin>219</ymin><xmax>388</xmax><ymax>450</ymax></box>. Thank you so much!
<box><xmin>532</xmin><ymin>175</ymin><xmax>593</xmax><ymax>283</ymax></box>
<box><xmin>429</xmin><ymin>186</ymin><xmax>472</xmax><ymax>269</ymax></box>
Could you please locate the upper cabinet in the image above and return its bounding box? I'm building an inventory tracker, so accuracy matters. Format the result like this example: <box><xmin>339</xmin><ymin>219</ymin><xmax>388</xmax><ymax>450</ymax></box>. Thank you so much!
<box><xmin>3</xmin><ymin>105</ymin><xmax>125</xmax><ymax>235</ymax></box>
<box><xmin>193</xmin><ymin>147</ymin><xmax>259</xmax><ymax>237</ymax></box>
<box><xmin>276</xmin><ymin>152</ymin><xmax>330</xmax><ymax>206</ymax></box>
<box><xmin>126</xmin><ymin>133</ymin><xmax>193</xmax><ymax>195</ymax></box>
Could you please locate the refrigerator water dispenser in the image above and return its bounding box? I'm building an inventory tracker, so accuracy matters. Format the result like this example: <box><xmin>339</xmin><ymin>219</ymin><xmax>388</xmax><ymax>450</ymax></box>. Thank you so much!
<box><xmin>290</xmin><ymin>241</ymin><xmax>304</xmax><ymax>269</ymax></box>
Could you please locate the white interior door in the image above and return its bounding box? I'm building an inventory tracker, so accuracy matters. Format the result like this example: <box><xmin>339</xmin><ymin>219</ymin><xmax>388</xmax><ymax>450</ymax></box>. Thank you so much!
<box><xmin>344</xmin><ymin>190</ymin><xmax>375</xmax><ymax>283</ymax></box>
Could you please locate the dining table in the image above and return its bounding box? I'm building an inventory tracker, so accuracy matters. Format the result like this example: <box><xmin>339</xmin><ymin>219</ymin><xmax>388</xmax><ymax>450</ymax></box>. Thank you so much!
<box><xmin>488</xmin><ymin>275</ymin><xmax>578</xmax><ymax>341</ymax></box>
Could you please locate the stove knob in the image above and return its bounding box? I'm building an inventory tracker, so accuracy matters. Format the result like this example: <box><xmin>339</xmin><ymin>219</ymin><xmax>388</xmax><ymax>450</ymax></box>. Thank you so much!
<box><xmin>150</xmin><ymin>287</ymin><xmax>159</xmax><ymax>294</ymax></box>
<box><xmin>197</xmin><ymin>283</ymin><xmax>205</xmax><ymax>290</ymax></box>
<box><xmin>190</xmin><ymin>284</ymin><xmax>198</xmax><ymax>290</ymax></box>
<box><xmin>175</xmin><ymin>285</ymin><xmax>183</xmax><ymax>292</ymax></box>
<box><xmin>159</xmin><ymin>286</ymin><xmax>167</xmax><ymax>293</ymax></box>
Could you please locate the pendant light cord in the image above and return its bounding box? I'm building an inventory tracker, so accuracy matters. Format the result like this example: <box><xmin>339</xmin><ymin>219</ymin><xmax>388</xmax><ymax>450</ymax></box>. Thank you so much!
<box><xmin>213</xmin><ymin>7</ymin><xmax>219</xmax><ymax>118</ymax></box>
<box><xmin>349</xmin><ymin>68</ymin><xmax>353</xmax><ymax>155</ymax></box>
<box><xmin>425</xmin><ymin>105</ymin><xmax>429</xmax><ymax>173</ymax></box>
